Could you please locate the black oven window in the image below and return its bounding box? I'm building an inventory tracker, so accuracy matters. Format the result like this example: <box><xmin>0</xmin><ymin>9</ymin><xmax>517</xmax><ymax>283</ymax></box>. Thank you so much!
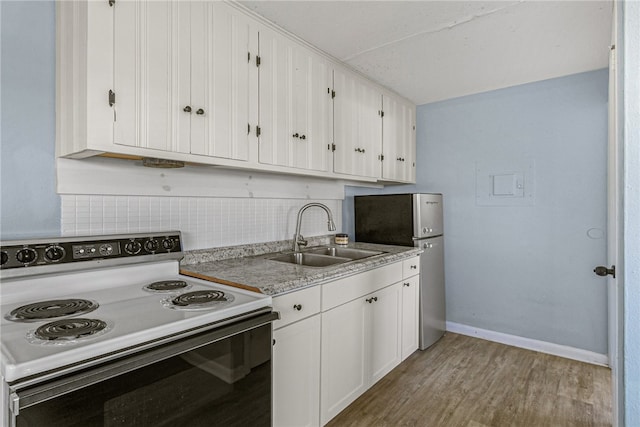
<box><xmin>16</xmin><ymin>324</ymin><xmax>272</xmax><ymax>427</ymax></box>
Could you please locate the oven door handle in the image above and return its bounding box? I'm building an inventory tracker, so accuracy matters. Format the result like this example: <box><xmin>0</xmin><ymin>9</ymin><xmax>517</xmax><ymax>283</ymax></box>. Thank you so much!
<box><xmin>9</xmin><ymin>310</ymin><xmax>278</xmax><ymax>414</ymax></box>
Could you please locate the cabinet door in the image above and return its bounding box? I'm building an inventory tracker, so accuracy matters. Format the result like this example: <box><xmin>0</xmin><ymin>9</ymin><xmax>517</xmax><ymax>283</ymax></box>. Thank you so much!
<box><xmin>401</xmin><ymin>275</ymin><xmax>420</xmax><ymax>360</ymax></box>
<box><xmin>321</xmin><ymin>297</ymin><xmax>368</xmax><ymax>425</ymax></box>
<box><xmin>258</xmin><ymin>27</ymin><xmax>295</xmax><ymax>168</ymax></box>
<box><xmin>273</xmin><ymin>315</ymin><xmax>321</xmax><ymax>427</ymax></box>
<box><xmin>368</xmin><ymin>282</ymin><xmax>402</xmax><ymax>384</ymax></box>
<box><xmin>382</xmin><ymin>94</ymin><xmax>416</xmax><ymax>182</ymax></box>
<box><xmin>258</xmin><ymin>31</ymin><xmax>332</xmax><ymax>172</ymax></box>
<box><xmin>291</xmin><ymin>48</ymin><xmax>333</xmax><ymax>172</ymax></box>
<box><xmin>114</xmin><ymin>0</ymin><xmax>191</xmax><ymax>153</ymax></box>
<box><xmin>333</xmin><ymin>67</ymin><xmax>382</xmax><ymax>178</ymax></box>
<box><xmin>189</xmin><ymin>2</ymin><xmax>252</xmax><ymax>161</ymax></box>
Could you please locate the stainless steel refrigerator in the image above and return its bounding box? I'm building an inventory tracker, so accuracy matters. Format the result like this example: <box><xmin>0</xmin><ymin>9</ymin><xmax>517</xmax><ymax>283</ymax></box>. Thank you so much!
<box><xmin>354</xmin><ymin>193</ymin><xmax>445</xmax><ymax>350</ymax></box>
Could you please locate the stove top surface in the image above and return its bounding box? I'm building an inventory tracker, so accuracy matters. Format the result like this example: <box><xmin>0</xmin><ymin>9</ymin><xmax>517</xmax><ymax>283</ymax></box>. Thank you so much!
<box><xmin>0</xmin><ymin>261</ymin><xmax>271</xmax><ymax>383</ymax></box>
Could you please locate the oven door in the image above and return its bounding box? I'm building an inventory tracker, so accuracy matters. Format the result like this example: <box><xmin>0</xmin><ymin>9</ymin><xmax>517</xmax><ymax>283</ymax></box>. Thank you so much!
<box><xmin>8</xmin><ymin>311</ymin><xmax>277</xmax><ymax>427</ymax></box>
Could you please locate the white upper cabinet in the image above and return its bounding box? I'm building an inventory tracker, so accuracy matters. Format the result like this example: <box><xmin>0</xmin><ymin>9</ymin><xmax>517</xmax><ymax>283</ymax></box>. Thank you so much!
<box><xmin>258</xmin><ymin>26</ymin><xmax>332</xmax><ymax>172</ymax></box>
<box><xmin>381</xmin><ymin>93</ymin><xmax>417</xmax><ymax>182</ymax></box>
<box><xmin>113</xmin><ymin>0</ymin><xmax>253</xmax><ymax>160</ymax></box>
<box><xmin>333</xmin><ymin>66</ymin><xmax>383</xmax><ymax>179</ymax></box>
<box><xmin>56</xmin><ymin>0</ymin><xmax>414</xmax><ymax>183</ymax></box>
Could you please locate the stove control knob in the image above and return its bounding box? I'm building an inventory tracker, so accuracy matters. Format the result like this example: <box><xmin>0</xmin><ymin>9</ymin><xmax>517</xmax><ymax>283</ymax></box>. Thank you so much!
<box><xmin>44</xmin><ymin>245</ymin><xmax>66</xmax><ymax>262</ymax></box>
<box><xmin>1</xmin><ymin>251</ymin><xmax>8</xmax><ymax>266</ymax></box>
<box><xmin>124</xmin><ymin>240</ymin><xmax>142</xmax><ymax>255</ymax></box>
<box><xmin>161</xmin><ymin>238</ymin><xmax>175</xmax><ymax>251</ymax></box>
<box><xmin>16</xmin><ymin>248</ymin><xmax>37</xmax><ymax>264</ymax></box>
<box><xmin>144</xmin><ymin>239</ymin><xmax>159</xmax><ymax>253</ymax></box>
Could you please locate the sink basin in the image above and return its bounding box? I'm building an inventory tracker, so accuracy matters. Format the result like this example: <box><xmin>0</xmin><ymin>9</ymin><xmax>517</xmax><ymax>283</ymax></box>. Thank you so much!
<box><xmin>303</xmin><ymin>247</ymin><xmax>384</xmax><ymax>260</ymax></box>
<box><xmin>269</xmin><ymin>252</ymin><xmax>352</xmax><ymax>267</ymax></box>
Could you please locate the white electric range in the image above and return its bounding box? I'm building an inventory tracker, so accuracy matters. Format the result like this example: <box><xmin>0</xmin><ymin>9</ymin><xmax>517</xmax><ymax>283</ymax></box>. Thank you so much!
<box><xmin>0</xmin><ymin>232</ymin><xmax>276</xmax><ymax>427</ymax></box>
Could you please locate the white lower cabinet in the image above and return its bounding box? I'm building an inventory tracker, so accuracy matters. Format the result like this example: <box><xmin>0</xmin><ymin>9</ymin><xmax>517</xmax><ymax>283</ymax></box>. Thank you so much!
<box><xmin>273</xmin><ymin>259</ymin><xmax>420</xmax><ymax>426</ymax></box>
<box><xmin>320</xmin><ymin>295</ymin><xmax>368</xmax><ymax>425</ymax></box>
<box><xmin>272</xmin><ymin>286</ymin><xmax>321</xmax><ymax>427</ymax></box>
<box><xmin>401</xmin><ymin>255</ymin><xmax>421</xmax><ymax>360</ymax></box>
<box><xmin>319</xmin><ymin>261</ymin><xmax>404</xmax><ymax>425</ymax></box>
<box><xmin>401</xmin><ymin>275</ymin><xmax>420</xmax><ymax>360</ymax></box>
<box><xmin>273</xmin><ymin>315</ymin><xmax>321</xmax><ymax>427</ymax></box>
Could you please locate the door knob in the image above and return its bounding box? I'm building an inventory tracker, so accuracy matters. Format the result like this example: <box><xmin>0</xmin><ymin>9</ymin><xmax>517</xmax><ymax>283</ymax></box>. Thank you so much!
<box><xmin>594</xmin><ymin>265</ymin><xmax>616</xmax><ymax>278</ymax></box>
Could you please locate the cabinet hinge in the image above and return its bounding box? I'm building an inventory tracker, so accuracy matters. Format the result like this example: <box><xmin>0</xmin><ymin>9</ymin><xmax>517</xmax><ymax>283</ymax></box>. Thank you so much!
<box><xmin>108</xmin><ymin>90</ymin><xmax>116</xmax><ymax>107</ymax></box>
<box><xmin>247</xmin><ymin>123</ymin><xmax>251</xmax><ymax>135</ymax></box>
<box><xmin>108</xmin><ymin>0</ymin><xmax>115</xmax><ymax>6</ymax></box>
<box><xmin>256</xmin><ymin>56</ymin><xmax>261</xmax><ymax>67</ymax></box>
<box><xmin>248</xmin><ymin>52</ymin><xmax>251</xmax><ymax>63</ymax></box>
<box><xmin>378</xmin><ymin>154</ymin><xmax>384</xmax><ymax>161</ymax></box>
<box><xmin>256</xmin><ymin>126</ymin><xmax>261</xmax><ymax>137</ymax></box>
<box><xmin>331</xmin><ymin>90</ymin><xmax>336</xmax><ymax>99</ymax></box>
<box><xmin>380</xmin><ymin>110</ymin><xmax>384</xmax><ymax>118</ymax></box>
<box><xmin>331</xmin><ymin>143</ymin><xmax>336</xmax><ymax>152</ymax></box>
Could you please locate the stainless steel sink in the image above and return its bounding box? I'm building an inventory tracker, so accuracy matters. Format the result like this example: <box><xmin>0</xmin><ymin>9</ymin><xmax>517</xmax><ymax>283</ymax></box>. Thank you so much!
<box><xmin>268</xmin><ymin>252</ymin><xmax>352</xmax><ymax>267</ymax></box>
<box><xmin>303</xmin><ymin>247</ymin><xmax>384</xmax><ymax>260</ymax></box>
<box><xmin>268</xmin><ymin>246</ymin><xmax>385</xmax><ymax>268</ymax></box>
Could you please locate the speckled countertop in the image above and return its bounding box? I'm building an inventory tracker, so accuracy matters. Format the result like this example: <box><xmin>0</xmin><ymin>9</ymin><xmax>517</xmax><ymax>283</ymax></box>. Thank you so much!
<box><xmin>180</xmin><ymin>236</ymin><xmax>421</xmax><ymax>296</ymax></box>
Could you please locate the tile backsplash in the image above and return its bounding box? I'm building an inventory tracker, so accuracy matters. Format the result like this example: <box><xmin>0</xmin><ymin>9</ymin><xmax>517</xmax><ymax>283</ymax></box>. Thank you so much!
<box><xmin>61</xmin><ymin>195</ymin><xmax>342</xmax><ymax>251</ymax></box>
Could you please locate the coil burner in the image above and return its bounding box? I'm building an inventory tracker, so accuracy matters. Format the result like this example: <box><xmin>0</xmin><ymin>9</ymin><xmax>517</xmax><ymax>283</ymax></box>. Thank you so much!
<box><xmin>164</xmin><ymin>290</ymin><xmax>235</xmax><ymax>311</ymax></box>
<box><xmin>6</xmin><ymin>299</ymin><xmax>99</xmax><ymax>322</ymax></box>
<box><xmin>33</xmin><ymin>318</ymin><xmax>108</xmax><ymax>341</ymax></box>
<box><xmin>143</xmin><ymin>280</ymin><xmax>191</xmax><ymax>293</ymax></box>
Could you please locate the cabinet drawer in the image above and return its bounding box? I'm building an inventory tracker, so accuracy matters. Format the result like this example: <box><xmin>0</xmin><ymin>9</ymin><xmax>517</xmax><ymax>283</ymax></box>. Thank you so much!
<box><xmin>402</xmin><ymin>256</ymin><xmax>420</xmax><ymax>278</ymax></box>
<box><xmin>322</xmin><ymin>262</ymin><xmax>403</xmax><ymax>311</ymax></box>
<box><xmin>273</xmin><ymin>286</ymin><xmax>322</xmax><ymax>330</ymax></box>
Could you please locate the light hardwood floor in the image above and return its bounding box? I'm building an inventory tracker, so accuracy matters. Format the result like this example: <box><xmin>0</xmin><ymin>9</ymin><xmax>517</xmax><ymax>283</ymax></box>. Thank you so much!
<box><xmin>327</xmin><ymin>333</ymin><xmax>611</xmax><ymax>427</ymax></box>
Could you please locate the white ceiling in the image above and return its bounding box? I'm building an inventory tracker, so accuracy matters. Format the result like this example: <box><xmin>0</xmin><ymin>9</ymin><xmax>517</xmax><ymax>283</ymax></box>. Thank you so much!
<box><xmin>239</xmin><ymin>1</ymin><xmax>613</xmax><ymax>105</ymax></box>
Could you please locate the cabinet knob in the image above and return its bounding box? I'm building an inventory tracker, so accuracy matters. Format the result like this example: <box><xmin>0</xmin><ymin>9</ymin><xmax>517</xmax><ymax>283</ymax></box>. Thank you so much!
<box><xmin>300</xmin><ymin>134</ymin><xmax>306</xmax><ymax>140</ymax></box>
<box><xmin>293</xmin><ymin>133</ymin><xmax>299</xmax><ymax>138</ymax></box>
<box><xmin>183</xmin><ymin>106</ymin><xmax>192</xmax><ymax>113</ymax></box>
<box><xmin>293</xmin><ymin>304</ymin><xmax>302</xmax><ymax>311</ymax></box>
<box><xmin>410</xmin><ymin>265</ymin><xmax>417</xmax><ymax>269</ymax></box>
<box><xmin>365</xmin><ymin>296</ymin><xmax>378</xmax><ymax>304</ymax></box>
<box><xmin>196</xmin><ymin>108</ymin><xmax>205</xmax><ymax>115</ymax></box>
<box><xmin>403</xmin><ymin>282</ymin><xmax>410</xmax><ymax>287</ymax></box>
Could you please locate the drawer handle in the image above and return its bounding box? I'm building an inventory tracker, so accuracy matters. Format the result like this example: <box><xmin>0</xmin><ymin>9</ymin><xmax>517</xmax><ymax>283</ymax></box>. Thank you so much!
<box><xmin>293</xmin><ymin>304</ymin><xmax>302</xmax><ymax>311</ymax></box>
<box><xmin>366</xmin><ymin>297</ymin><xmax>378</xmax><ymax>304</ymax></box>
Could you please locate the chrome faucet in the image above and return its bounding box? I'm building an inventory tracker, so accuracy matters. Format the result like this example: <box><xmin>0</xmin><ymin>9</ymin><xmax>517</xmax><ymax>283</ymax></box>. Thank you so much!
<box><xmin>293</xmin><ymin>203</ymin><xmax>336</xmax><ymax>252</ymax></box>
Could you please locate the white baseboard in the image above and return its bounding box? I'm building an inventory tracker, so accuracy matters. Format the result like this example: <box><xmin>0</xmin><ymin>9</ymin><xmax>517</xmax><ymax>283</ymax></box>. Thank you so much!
<box><xmin>446</xmin><ymin>321</ymin><xmax>609</xmax><ymax>367</ymax></box>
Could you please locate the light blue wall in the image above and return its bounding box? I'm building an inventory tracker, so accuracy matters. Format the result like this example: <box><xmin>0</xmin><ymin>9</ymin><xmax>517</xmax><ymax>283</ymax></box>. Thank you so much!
<box><xmin>346</xmin><ymin>69</ymin><xmax>610</xmax><ymax>355</ymax></box>
<box><xmin>0</xmin><ymin>1</ymin><xmax>59</xmax><ymax>240</ymax></box>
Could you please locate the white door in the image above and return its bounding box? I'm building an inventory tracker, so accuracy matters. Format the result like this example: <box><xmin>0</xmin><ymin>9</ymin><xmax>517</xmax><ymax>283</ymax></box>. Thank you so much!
<box><xmin>368</xmin><ymin>283</ymin><xmax>402</xmax><ymax>384</ymax></box>
<box><xmin>291</xmin><ymin>48</ymin><xmax>332</xmax><ymax>172</ymax></box>
<box><xmin>333</xmin><ymin>67</ymin><xmax>382</xmax><ymax>178</ymax></box>
<box><xmin>257</xmin><ymin>27</ymin><xmax>295</xmax><ymax>167</ymax></box>
<box><xmin>401</xmin><ymin>276</ymin><xmax>420</xmax><ymax>360</ymax></box>
<box><xmin>273</xmin><ymin>315</ymin><xmax>321</xmax><ymax>427</ymax></box>
<box><xmin>320</xmin><ymin>297</ymin><xmax>368</xmax><ymax>425</ymax></box>
<box><xmin>606</xmin><ymin>21</ymin><xmax>623</xmax><ymax>424</ymax></box>
<box><xmin>189</xmin><ymin>1</ymin><xmax>252</xmax><ymax>161</ymax></box>
<box><xmin>113</xmin><ymin>0</ymin><xmax>190</xmax><ymax>153</ymax></box>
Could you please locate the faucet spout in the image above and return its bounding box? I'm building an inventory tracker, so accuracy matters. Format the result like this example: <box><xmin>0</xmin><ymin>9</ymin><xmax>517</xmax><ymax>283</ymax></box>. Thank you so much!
<box><xmin>293</xmin><ymin>203</ymin><xmax>336</xmax><ymax>252</ymax></box>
